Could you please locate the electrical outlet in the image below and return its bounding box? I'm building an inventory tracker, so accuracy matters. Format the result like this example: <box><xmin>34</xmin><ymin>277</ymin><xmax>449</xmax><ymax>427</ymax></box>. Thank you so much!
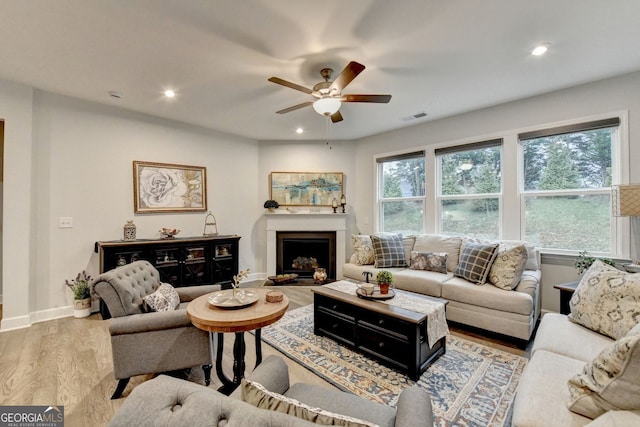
<box><xmin>59</xmin><ymin>217</ymin><xmax>73</xmax><ymax>228</ymax></box>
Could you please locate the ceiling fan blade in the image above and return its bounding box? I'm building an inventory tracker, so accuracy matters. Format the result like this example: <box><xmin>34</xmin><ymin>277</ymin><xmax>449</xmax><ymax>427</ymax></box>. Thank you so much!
<box><xmin>329</xmin><ymin>61</ymin><xmax>365</xmax><ymax>92</ymax></box>
<box><xmin>275</xmin><ymin>101</ymin><xmax>313</xmax><ymax>114</ymax></box>
<box><xmin>342</xmin><ymin>94</ymin><xmax>392</xmax><ymax>103</ymax></box>
<box><xmin>268</xmin><ymin>77</ymin><xmax>313</xmax><ymax>95</ymax></box>
<box><xmin>330</xmin><ymin>111</ymin><xmax>343</xmax><ymax>123</ymax></box>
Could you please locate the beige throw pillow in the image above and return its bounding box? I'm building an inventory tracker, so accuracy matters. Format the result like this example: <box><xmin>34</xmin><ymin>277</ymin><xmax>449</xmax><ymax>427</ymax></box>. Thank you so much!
<box><xmin>569</xmin><ymin>260</ymin><xmax>640</xmax><ymax>340</ymax></box>
<box><xmin>241</xmin><ymin>379</ymin><xmax>379</xmax><ymax>427</ymax></box>
<box><xmin>349</xmin><ymin>235</ymin><xmax>375</xmax><ymax>265</ymax></box>
<box><xmin>143</xmin><ymin>283</ymin><xmax>180</xmax><ymax>312</ymax></box>
<box><xmin>567</xmin><ymin>323</ymin><xmax>640</xmax><ymax>419</ymax></box>
<box><xmin>488</xmin><ymin>243</ymin><xmax>528</xmax><ymax>290</ymax></box>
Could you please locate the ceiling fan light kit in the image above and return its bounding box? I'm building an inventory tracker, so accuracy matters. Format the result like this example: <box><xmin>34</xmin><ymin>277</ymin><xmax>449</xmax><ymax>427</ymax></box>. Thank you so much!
<box><xmin>268</xmin><ymin>61</ymin><xmax>391</xmax><ymax>124</ymax></box>
<box><xmin>313</xmin><ymin>97</ymin><xmax>341</xmax><ymax>116</ymax></box>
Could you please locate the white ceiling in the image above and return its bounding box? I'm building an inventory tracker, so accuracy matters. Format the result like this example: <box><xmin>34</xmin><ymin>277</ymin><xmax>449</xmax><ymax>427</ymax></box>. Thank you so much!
<box><xmin>1</xmin><ymin>0</ymin><xmax>639</xmax><ymax>141</ymax></box>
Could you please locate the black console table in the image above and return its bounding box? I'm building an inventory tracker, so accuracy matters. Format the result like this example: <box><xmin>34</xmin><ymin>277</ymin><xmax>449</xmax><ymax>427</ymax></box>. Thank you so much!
<box><xmin>95</xmin><ymin>235</ymin><xmax>241</xmax><ymax>287</ymax></box>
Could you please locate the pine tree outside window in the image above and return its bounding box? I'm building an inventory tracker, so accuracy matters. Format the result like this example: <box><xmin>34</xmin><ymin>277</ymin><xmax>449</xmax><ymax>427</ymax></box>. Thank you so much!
<box><xmin>436</xmin><ymin>140</ymin><xmax>502</xmax><ymax>240</ymax></box>
<box><xmin>377</xmin><ymin>151</ymin><xmax>426</xmax><ymax>234</ymax></box>
<box><xmin>519</xmin><ymin>118</ymin><xmax>619</xmax><ymax>253</ymax></box>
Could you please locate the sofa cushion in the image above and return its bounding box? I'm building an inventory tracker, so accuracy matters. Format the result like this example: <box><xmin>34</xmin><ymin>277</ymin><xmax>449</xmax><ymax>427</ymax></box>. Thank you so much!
<box><xmin>349</xmin><ymin>235</ymin><xmax>375</xmax><ymax>266</ymax></box>
<box><xmin>441</xmin><ymin>276</ymin><xmax>533</xmax><ymax>315</ymax></box>
<box><xmin>241</xmin><ymin>379</ymin><xmax>379</xmax><ymax>427</ymax></box>
<box><xmin>143</xmin><ymin>283</ymin><xmax>180</xmax><ymax>312</ymax></box>
<box><xmin>532</xmin><ymin>313</ymin><xmax>613</xmax><ymax>362</ymax></box>
<box><xmin>454</xmin><ymin>241</ymin><xmax>499</xmax><ymax>285</ymax></box>
<box><xmin>512</xmin><ymin>349</ymin><xmax>592</xmax><ymax>427</ymax></box>
<box><xmin>409</xmin><ymin>251</ymin><xmax>448</xmax><ymax>274</ymax></box>
<box><xmin>392</xmin><ymin>269</ymin><xmax>450</xmax><ymax>297</ymax></box>
<box><xmin>567</xmin><ymin>323</ymin><xmax>640</xmax><ymax>419</ymax></box>
<box><xmin>569</xmin><ymin>260</ymin><xmax>640</xmax><ymax>340</ymax></box>
<box><xmin>370</xmin><ymin>233</ymin><xmax>407</xmax><ymax>268</ymax></box>
<box><xmin>413</xmin><ymin>234</ymin><xmax>462</xmax><ymax>272</ymax></box>
<box><xmin>488</xmin><ymin>243</ymin><xmax>528</xmax><ymax>290</ymax></box>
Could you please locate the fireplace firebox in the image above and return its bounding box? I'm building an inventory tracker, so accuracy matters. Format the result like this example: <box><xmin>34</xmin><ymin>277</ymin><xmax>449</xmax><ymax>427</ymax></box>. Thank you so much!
<box><xmin>276</xmin><ymin>231</ymin><xmax>336</xmax><ymax>279</ymax></box>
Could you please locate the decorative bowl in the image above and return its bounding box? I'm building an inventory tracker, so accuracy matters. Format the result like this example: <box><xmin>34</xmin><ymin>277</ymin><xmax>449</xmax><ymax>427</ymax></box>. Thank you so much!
<box><xmin>160</xmin><ymin>228</ymin><xmax>180</xmax><ymax>239</ymax></box>
<box><xmin>622</xmin><ymin>263</ymin><xmax>640</xmax><ymax>273</ymax></box>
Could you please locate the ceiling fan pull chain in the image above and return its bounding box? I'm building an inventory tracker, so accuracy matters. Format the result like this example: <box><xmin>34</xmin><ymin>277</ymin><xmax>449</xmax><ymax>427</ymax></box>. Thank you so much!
<box><xmin>326</xmin><ymin>116</ymin><xmax>333</xmax><ymax>150</ymax></box>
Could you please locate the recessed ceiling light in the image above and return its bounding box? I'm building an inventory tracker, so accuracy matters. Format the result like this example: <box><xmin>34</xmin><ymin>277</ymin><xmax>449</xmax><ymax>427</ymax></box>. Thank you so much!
<box><xmin>531</xmin><ymin>44</ymin><xmax>550</xmax><ymax>56</ymax></box>
<box><xmin>296</xmin><ymin>128</ymin><xmax>304</xmax><ymax>134</ymax></box>
<box><xmin>164</xmin><ymin>89</ymin><xmax>176</xmax><ymax>98</ymax></box>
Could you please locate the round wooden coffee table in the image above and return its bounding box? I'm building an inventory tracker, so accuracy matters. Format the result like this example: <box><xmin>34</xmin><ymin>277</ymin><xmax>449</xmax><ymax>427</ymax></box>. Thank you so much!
<box><xmin>187</xmin><ymin>288</ymin><xmax>289</xmax><ymax>394</ymax></box>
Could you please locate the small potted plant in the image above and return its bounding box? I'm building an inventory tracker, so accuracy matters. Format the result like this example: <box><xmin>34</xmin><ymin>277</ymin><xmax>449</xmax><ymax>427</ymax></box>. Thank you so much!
<box><xmin>264</xmin><ymin>200</ymin><xmax>279</xmax><ymax>213</ymax></box>
<box><xmin>66</xmin><ymin>271</ymin><xmax>92</xmax><ymax>318</ymax></box>
<box><xmin>376</xmin><ymin>270</ymin><xmax>394</xmax><ymax>295</ymax></box>
<box><xmin>574</xmin><ymin>251</ymin><xmax>616</xmax><ymax>275</ymax></box>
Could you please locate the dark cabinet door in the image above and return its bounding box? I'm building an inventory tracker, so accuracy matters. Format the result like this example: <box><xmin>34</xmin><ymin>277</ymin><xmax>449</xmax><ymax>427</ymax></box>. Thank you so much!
<box><xmin>96</xmin><ymin>236</ymin><xmax>240</xmax><ymax>287</ymax></box>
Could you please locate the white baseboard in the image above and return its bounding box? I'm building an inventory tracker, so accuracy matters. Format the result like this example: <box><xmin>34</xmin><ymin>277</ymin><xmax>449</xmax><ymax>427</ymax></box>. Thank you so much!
<box><xmin>0</xmin><ymin>305</ymin><xmax>73</xmax><ymax>332</ymax></box>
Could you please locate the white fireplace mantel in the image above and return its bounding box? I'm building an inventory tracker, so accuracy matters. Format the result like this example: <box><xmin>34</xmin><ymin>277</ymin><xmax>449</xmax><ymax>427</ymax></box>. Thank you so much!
<box><xmin>265</xmin><ymin>212</ymin><xmax>347</xmax><ymax>279</ymax></box>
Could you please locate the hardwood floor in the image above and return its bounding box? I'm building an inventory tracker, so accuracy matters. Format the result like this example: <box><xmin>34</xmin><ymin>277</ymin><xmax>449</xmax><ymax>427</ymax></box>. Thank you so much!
<box><xmin>0</xmin><ymin>286</ymin><xmax>530</xmax><ymax>427</ymax></box>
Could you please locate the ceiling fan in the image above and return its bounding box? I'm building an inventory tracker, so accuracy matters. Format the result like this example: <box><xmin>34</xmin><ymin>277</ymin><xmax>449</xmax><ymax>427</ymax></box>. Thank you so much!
<box><xmin>268</xmin><ymin>61</ymin><xmax>391</xmax><ymax>123</ymax></box>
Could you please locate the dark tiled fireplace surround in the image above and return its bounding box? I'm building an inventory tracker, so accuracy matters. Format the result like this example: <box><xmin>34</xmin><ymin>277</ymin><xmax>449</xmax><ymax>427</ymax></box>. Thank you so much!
<box><xmin>277</xmin><ymin>231</ymin><xmax>336</xmax><ymax>279</ymax></box>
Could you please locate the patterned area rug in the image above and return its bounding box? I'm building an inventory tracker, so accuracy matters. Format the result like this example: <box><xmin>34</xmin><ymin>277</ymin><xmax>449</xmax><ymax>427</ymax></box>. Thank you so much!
<box><xmin>260</xmin><ymin>305</ymin><xmax>527</xmax><ymax>427</ymax></box>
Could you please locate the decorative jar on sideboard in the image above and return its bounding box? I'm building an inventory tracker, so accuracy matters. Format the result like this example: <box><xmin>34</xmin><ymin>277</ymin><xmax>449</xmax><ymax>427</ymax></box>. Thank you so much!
<box><xmin>123</xmin><ymin>220</ymin><xmax>137</xmax><ymax>241</ymax></box>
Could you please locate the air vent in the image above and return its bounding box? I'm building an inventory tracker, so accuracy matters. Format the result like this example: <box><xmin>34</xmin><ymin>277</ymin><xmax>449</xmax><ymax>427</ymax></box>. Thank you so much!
<box><xmin>401</xmin><ymin>112</ymin><xmax>427</xmax><ymax>121</ymax></box>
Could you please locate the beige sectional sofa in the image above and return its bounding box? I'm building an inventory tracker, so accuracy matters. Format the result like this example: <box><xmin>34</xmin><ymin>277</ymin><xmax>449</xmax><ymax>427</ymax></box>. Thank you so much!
<box><xmin>342</xmin><ymin>234</ymin><xmax>541</xmax><ymax>341</ymax></box>
<box><xmin>512</xmin><ymin>313</ymin><xmax>640</xmax><ymax>426</ymax></box>
<box><xmin>512</xmin><ymin>260</ymin><xmax>640</xmax><ymax>426</ymax></box>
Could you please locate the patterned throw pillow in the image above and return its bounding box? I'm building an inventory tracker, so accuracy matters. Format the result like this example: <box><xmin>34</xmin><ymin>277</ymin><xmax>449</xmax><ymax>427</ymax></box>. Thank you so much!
<box><xmin>569</xmin><ymin>260</ymin><xmax>640</xmax><ymax>340</ymax></box>
<box><xmin>143</xmin><ymin>283</ymin><xmax>180</xmax><ymax>312</ymax></box>
<box><xmin>370</xmin><ymin>233</ymin><xmax>407</xmax><ymax>268</ymax></box>
<box><xmin>488</xmin><ymin>244</ymin><xmax>529</xmax><ymax>290</ymax></box>
<box><xmin>349</xmin><ymin>234</ymin><xmax>375</xmax><ymax>265</ymax></box>
<box><xmin>454</xmin><ymin>241</ymin><xmax>499</xmax><ymax>285</ymax></box>
<box><xmin>241</xmin><ymin>379</ymin><xmax>379</xmax><ymax>427</ymax></box>
<box><xmin>410</xmin><ymin>251</ymin><xmax>448</xmax><ymax>274</ymax></box>
<box><xmin>567</xmin><ymin>323</ymin><xmax>640</xmax><ymax>419</ymax></box>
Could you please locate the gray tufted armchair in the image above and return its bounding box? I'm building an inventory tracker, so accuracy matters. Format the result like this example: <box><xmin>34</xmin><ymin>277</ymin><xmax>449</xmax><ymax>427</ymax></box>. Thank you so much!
<box><xmin>93</xmin><ymin>260</ymin><xmax>221</xmax><ymax>399</ymax></box>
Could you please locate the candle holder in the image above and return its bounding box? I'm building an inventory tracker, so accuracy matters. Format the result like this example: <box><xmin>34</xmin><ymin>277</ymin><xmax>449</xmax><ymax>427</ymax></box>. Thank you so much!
<box><xmin>332</xmin><ymin>198</ymin><xmax>338</xmax><ymax>213</ymax></box>
<box><xmin>340</xmin><ymin>194</ymin><xmax>346</xmax><ymax>213</ymax></box>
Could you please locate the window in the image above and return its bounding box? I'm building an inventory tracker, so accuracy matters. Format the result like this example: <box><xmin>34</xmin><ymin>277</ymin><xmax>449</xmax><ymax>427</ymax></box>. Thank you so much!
<box><xmin>519</xmin><ymin>118</ymin><xmax>619</xmax><ymax>253</ymax></box>
<box><xmin>436</xmin><ymin>139</ymin><xmax>502</xmax><ymax>240</ymax></box>
<box><xmin>377</xmin><ymin>151</ymin><xmax>425</xmax><ymax>234</ymax></box>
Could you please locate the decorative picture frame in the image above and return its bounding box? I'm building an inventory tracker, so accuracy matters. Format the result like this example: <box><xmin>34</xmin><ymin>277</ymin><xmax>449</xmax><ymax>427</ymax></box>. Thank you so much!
<box><xmin>133</xmin><ymin>161</ymin><xmax>207</xmax><ymax>213</ymax></box>
<box><xmin>270</xmin><ymin>172</ymin><xmax>344</xmax><ymax>207</ymax></box>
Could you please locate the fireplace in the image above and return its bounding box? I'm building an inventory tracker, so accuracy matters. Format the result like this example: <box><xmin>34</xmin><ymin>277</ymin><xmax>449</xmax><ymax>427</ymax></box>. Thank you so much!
<box><xmin>265</xmin><ymin>212</ymin><xmax>347</xmax><ymax>280</ymax></box>
<box><xmin>277</xmin><ymin>231</ymin><xmax>336</xmax><ymax>279</ymax></box>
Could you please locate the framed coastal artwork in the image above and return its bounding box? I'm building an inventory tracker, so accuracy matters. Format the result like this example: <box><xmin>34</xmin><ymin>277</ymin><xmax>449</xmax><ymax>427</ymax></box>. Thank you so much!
<box><xmin>270</xmin><ymin>172</ymin><xmax>344</xmax><ymax>206</ymax></box>
<box><xmin>133</xmin><ymin>161</ymin><xmax>207</xmax><ymax>213</ymax></box>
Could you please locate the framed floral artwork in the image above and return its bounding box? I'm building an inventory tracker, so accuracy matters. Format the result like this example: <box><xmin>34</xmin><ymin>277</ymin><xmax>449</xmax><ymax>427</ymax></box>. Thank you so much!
<box><xmin>133</xmin><ymin>161</ymin><xmax>207</xmax><ymax>213</ymax></box>
<box><xmin>270</xmin><ymin>172</ymin><xmax>344</xmax><ymax>206</ymax></box>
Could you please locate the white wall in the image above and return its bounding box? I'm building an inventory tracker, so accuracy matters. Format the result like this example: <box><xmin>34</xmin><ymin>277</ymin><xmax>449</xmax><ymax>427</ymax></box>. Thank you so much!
<box><xmin>352</xmin><ymin>71</ymin><xmax>640</xmax><ymax>313</ymax></box>
<box><xmin>1</xmin><ymin>87</ymin><xmax>261</xmax><ymax>330</ymax></box>
<box><xmin>0</xmin><ymin>79</ymin><xmax>34</xmax><ymax>330</ymax></box>
<box><xmin>255</xmin><ymin>140</ymin><xmax>357</xmax><ymax>273</ymax></box>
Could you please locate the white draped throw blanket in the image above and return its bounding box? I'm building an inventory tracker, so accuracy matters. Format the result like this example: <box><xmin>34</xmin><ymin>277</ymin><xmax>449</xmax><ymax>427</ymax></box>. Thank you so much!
<box><xmin>324</xmin><ymin>280</ymin><xmax>449</xmax><ymax>348</ymax></box>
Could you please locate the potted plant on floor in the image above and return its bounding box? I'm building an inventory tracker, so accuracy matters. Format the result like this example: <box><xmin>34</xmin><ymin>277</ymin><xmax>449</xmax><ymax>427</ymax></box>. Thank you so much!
<box><xmin>376</xmin><ymin>270</ymin><xmax>394</xmax><ymax>295</ymax></box>
<box><xmin>66</xmin><ymin>271</ymin><xmax>92</xmax><ymax>318</ymax></box>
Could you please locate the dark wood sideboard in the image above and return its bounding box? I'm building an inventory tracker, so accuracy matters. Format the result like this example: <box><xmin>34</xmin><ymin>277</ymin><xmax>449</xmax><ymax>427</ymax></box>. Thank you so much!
<box><xmin>94</xmin><ymin>235</ymin><xmax>241</xmax><ymax>287</ymax></box>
